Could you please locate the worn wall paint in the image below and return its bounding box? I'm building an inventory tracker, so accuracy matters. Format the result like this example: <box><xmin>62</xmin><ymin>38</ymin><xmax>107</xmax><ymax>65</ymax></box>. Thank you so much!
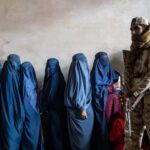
<box><xmin>0</xmin><ymin>0</ymin><xmax>150</xmax><ymax>86</ymax></box>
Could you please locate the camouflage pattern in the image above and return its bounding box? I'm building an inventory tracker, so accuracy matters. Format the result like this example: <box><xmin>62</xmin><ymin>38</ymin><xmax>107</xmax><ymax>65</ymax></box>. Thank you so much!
<box><xmin>123</xmin><ymin>48</ymin><xmax>150</xmax><ymax>150</ymax></box>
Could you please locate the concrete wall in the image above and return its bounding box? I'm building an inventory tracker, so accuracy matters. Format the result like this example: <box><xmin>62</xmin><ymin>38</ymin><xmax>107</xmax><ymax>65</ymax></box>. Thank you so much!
<box><xmin>0</xmin><ymin>0</ymin><xmax>150</xmax><ymax>86</ymax></box>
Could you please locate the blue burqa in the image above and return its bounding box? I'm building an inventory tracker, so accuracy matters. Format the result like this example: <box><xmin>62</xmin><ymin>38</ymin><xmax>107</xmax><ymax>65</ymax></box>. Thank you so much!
<box><xmin>20</xmin><ymin>62</ymin><xmax>44</xmax><ymax>150</ymax></box>
<box><xmin>42</xmin><ymin>58</ymin><xmax>70</xmax><ymax>150</ymax></box>
<box><xmin>91</xmin><ymin>52</ymin><xmax>119</xmax><ymax>150</ymax></box>
<box><xmin>65</xmin><ymin>53</ymin><xmax>94</xmax><ymax>150</ymax></box>
<box><xmin>0</xmin><ymin>54</ymin><xmax>25</xmax><ymax>150</ymax></box>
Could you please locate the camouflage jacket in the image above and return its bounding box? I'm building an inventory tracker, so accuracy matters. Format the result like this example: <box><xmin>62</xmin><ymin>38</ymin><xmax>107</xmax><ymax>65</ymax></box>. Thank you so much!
<box><xmin>123</xmin><ymin>48</ymin><xmax>150</xmax><ymax>98</ymax></box>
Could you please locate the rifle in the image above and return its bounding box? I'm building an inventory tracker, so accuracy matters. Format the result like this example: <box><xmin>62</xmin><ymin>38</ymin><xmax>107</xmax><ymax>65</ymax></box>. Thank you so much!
<box><xmin>121</xmin><ymin>72</ymin><xmax>145</xmax><ymax>136</ymax></box>
<box><xmin>125</xmin><ymin>98</ymin><xmax>132</xmax><ymax>136</ymax></box>
<box><xmin>125</xmin><ymin>94</ymin><xmax>144</xmax><ymax>137</ymax></box>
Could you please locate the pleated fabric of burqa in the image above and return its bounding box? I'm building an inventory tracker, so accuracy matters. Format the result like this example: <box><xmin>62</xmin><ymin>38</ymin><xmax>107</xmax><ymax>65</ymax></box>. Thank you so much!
<box><xmin>41</xmin><ymin>58</ymin><xmax>70</xmax><ymax>150</ymax></box>
<box><xmin>65</xmin><ymin>53</ymin><xmax>94</xmax><ymax>150</ymax></box>
<box><xmin>0</xmin><ymin>54</ymin><xmax>25</xmax><ymax>150</ymax></box>
<box><xmin>91</xmin><ymin>52</ymin><xmax>119</xmax><ymax>150</ymax></box>
<box><xmin>20</xmin><ymin>62</ymin><xmax>44</xmax><ymax>150</ymax></box>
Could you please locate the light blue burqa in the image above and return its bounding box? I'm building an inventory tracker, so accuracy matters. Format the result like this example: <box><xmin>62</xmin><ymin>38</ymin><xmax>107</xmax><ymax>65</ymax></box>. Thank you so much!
<box><xmin>65</xmin><ymin>53</ymin><xmax>94</xmax><ymax>150</ymax></box>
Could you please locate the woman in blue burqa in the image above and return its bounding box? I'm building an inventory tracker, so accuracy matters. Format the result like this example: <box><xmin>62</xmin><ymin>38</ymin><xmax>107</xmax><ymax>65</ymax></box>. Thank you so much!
<box><xmin>0</xmin><ymin>54</ymin><xmax>25</xmax><ymax>150</ymax></box>
<box><xmin>41</xmin><ymin>58</ymin><xmax>70</xmax><ymax>150</ymax></box>
<box><xmin>91</xmin><ymin>52</ymin><xmax>120</xmax><ymax>150</ymax></box>
<box><xmin>64</xmin><ymin>53</ymin><xmax>94</xmax><ymax>150</ymax></box>
<box><xmin>20</xmin><ymin>61</ymin><xmax>44</xmax><ymax>150</ymax></box>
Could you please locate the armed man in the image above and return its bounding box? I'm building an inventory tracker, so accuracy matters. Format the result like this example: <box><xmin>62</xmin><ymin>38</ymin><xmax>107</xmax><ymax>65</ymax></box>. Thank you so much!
<box><xmin>123</xmin><ymin>16</ymin><xmax>150</xmax><ymax>149</ymax></box>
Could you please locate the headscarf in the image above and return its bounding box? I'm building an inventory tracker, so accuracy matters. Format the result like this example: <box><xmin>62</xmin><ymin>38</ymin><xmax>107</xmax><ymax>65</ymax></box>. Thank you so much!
<box><xmin>131</xmin><ymin>16</ymin><xmax>149</xmax><ymax>27</ymax></box>
<box><xmin>43</xmin><ymin>58</ymin><xmax>60</xmax><ymax>89</ymax></box>
<box><xmin>20</xmin><ymin>61</ymin><xmax>38</xmax><ymax>112</ymax></box>
<box><xmin>130</xmin><ymin>17</ymin><xmax>150</xmax><ymax>51</ymax></box>
<box><xmin>42</xmin><ymin>58</ymin><xmax>65</xmax><ymax>112</ymax></box>
<box><xmin>65</xmin><ymin>53</ymin><xmax>91</xmax><ymax>111</ymax></box>
<box><xmin>0</xmin><ymin>54</ymin><xmax>25</xmax><ymax>150</ymax></box>
<box><xmin>131</xmin><ymin>27</ymin><xmax>150</xmax><ymax>51</ymax></box>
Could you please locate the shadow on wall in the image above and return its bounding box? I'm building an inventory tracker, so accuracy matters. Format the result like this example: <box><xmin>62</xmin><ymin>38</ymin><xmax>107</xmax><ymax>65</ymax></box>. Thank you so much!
<box><xmin>38</xmin><ymin>77</ymin><xmax>44</xmax><ymax>89</ymax></box>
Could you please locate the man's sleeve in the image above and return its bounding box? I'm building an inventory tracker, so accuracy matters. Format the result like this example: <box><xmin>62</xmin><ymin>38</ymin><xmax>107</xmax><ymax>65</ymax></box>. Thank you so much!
<box><xmin>130</xmin><ymin>51</ymin><xmax>150</xmax><ymax>97</ymax></box>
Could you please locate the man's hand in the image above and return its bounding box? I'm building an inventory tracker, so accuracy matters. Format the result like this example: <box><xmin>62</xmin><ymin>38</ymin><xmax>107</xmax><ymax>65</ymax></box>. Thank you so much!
<box><xmin>80</xmin><ymin>110</ymin><xmax>88</xmax><ymax>120</ymax></box>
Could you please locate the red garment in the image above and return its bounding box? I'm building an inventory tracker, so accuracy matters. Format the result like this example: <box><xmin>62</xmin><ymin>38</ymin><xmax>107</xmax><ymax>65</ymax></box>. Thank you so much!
<box><xmin>106</xmin><ymin>86</ymin><xmax>121</xmax><ymax>126</ymax></box>
<box><xmin>109</xmin><ymin>113</ymin><xmax>125</xmax><ymax>150</ymax></box>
